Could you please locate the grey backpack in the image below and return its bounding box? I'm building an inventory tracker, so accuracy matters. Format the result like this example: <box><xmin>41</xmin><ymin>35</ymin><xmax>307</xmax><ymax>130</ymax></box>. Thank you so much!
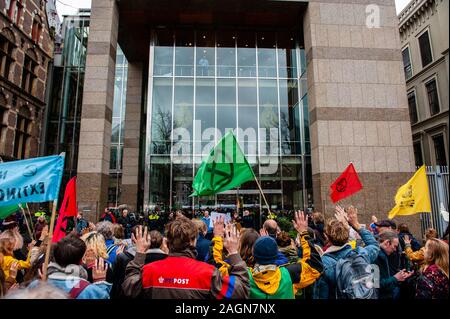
<box><xmin>334</xmin><ymin>250</ymin><xmax>378</xmax><ymax>299</ymax></box>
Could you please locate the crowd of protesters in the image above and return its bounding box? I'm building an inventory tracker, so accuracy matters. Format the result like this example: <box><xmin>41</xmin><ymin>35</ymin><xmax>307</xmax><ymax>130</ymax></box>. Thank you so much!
<box><xmin>0</xmin><ymin>204</ymin><xmax>448</xmax><ymax>300</ymax></box>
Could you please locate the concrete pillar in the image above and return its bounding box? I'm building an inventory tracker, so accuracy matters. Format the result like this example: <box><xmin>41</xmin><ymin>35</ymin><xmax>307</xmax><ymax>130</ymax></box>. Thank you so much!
<box><xmin>304</xmin><ymin>0</ymin><xmax>421</xmax><ymax>235</ymax></box>
<box><xmin>77</xmin><ymin>0</ymin><xmax>119</xmax><ymax>221</ymax></box>
<box><xmin>121</xmin><ymin>62</ymin><xmax>143</xmax><ymax>210</ymax></box>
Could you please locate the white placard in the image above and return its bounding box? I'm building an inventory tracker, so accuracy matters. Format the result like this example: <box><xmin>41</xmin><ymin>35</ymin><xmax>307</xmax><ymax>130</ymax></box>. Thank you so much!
<box><xmin>210</xmin><ymin>212</ymin><xmax>231</xmax><ymax>227</ymax></box>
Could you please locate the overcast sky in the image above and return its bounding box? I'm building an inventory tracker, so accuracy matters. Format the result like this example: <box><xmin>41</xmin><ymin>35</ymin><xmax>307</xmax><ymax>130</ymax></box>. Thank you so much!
<box><xmin>55</xmin><ymin>0</ymin><xmax>412</xmax><ymax>19</ymax></box>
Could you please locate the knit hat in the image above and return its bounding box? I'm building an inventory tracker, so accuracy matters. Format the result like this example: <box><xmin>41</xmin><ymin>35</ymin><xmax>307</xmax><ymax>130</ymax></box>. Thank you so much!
<box><xmin>253</xmin><ymin>236</ymin><xmax>279</xmax><ymax>265</ymax></box>
<box><xmin>1</xmin><ymin>215</ymin><xmax>17</xmax><ymax>230</ymax></box>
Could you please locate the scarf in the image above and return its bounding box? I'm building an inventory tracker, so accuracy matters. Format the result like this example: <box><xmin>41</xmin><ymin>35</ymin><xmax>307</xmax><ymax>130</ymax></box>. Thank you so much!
<box><xmin>251</xmin><ymin>264</ymin><xmax>281</xmax><ymax>295</ymax></box>
<box><xmin>47</xmin><ymin>262</ymin><xmax>88</xmax><ymax>281</ymax></box>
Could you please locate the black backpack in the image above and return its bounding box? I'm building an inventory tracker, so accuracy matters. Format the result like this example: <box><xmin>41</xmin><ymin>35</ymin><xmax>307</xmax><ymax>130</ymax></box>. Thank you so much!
<box><xmin>334</xmin><ymin>250</ymin><xmax>378</xmax><ymax>299</ymax></box>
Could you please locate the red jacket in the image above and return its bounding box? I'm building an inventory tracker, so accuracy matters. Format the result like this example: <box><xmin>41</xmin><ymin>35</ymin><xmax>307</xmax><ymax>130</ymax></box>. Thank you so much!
<box><xmin>122</xmin><ymin>248</ymin><xmax>249</xmax><ymax>299</ymax></box>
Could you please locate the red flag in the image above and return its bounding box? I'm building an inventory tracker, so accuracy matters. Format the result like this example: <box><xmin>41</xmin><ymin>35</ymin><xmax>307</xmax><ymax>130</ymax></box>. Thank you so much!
<box><xmin>53</xmin><ymin>177</ymin><xmax>78</xmax><ymax>243</ymax></box>
<box><xmin>330</xmin><ymin>163</ymin><xmax>363</xmax><ymax>203</ymax></box>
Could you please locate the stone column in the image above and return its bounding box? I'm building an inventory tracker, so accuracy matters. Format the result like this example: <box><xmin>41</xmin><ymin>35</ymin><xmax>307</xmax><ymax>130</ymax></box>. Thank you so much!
<box><xmin>121</xmin><ymin>62</ymin><xmax>143</xmax><ymax>210</ymax></box>
<box><xmin>304</xmin><ymin>0</ymin><xmax>421</xmax><ymax>235</ymax></box>
<box><xmin>77</xmin><ymin>0</ymin><xmax>119</xmax><ymax>221</ymax></box>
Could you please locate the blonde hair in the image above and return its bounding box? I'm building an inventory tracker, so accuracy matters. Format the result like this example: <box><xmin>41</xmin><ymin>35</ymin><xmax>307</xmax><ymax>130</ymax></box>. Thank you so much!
<box><xmin>80</xmin><ymin>231</ymin><xmax>108</xmax><ymax>260</ymax></box>
<box><xmin>424</xmin><ymin>239</ymin><xmax>449</xmax><ymax>278</ymax></box>
<box><xmin>0</xmin><ymin>230</ymin><xmax>17</xmax><ymax>255</ymax></box>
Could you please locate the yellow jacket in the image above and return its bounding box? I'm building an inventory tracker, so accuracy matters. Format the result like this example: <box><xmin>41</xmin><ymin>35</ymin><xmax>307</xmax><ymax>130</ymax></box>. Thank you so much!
<box><xmin>211</xmin><ymin>233</ymin><xmax>323</xmax><ymax>292</ymax></box>
<box><xmin>211</xmin><ymin>236</ymin><xmax>231</xmax><ymax>277</ymax></box>
<box><xmin>292</xmin><ymin>233</ymin><xmax>322</xmax><ymax>292</ymax></box>
<box><xmin>405</xmin><ymin>246</ymin><xmax>425</xmax><ymax>264</ymax></box>
<box><xmin>1</xmin><ymin>251</ymin><xmax>31</xmax><ymax>281</ymax></box>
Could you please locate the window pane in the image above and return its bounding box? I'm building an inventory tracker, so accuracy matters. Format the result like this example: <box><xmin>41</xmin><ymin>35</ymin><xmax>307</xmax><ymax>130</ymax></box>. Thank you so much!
<box><xmin>433</xmin><ymin>135</ymin><xmax>447</xmax><ymax>166</ymax></box>
<box><xmin>257</xmin><ymin>32</ymin><xmax>277</xmax><ymax>78</ymax></box>
<box><xmin>418</xmin><ymin>31</ymin><xmax>433</xmax><ymax>67</ymax></box>
<box><xmin>237</xmin><ymin>32</ymin><xmax>256</xmax><ymax>77</ymax></box>
<box><xmin>195</xmin><ymin>78</ymin><xmax>215</xmax><ymax>142</ymax></box>
<box><xmin>217</xmin><ymin>78</ymin><xmax>236</xmax><ymax>136</ymax></box>
<box><xmin>175</xmin><ymin>30</ymin><xmax>194</xmax><ymax>76</ymax></box>
<box><xmin>413</xmin><ymin>142</ymin><xmax>423</xmax><ymax>167</ymax></box>
<box><xmin>402</xmin><ymin>47</ymin><xmax>412</xmax><ymax>79</ymax></box>
<box><xmin>151</xmin><ymin>78</ymin><xmax>172</xmax><ymax>143</ymax></box>
<box><xmin>196</xmin><ymin>31</ymin><xmax>215</xmax><ymax>77</ymax></box>
<box><xmin>407</xmin><ymin>91</ymin><xmax>418</xmax><ymax>124</ymax></box>
<box><xmin>238</xmin><ymin>79</ymin><xmax>257</xmax><ymax>138</ymax></box>
<box><xmin>154</xmin><ymin>29</ymin><xmax>173</xmax><ymax>76</ymax></box>
<box><xmin>426</xmin><ymin>79</ymin><xmax>440</xmax><ymax>116</ymax></box>
<box><xmin>277</xmin><ymin>32</ymin><xmax>297</xmax><ymax>78</ymax></box>
<box><xmin>174</xmin><ymin>78</ymin><xmax>194</xmax><ymax>137</ymax></box>
<box><xmin>217</xmin><ymin>31</ymin><xmax>236</xmax><ymax>77</ymax></box>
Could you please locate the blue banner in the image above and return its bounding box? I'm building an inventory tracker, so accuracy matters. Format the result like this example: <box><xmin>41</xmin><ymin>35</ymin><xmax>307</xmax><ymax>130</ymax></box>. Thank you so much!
<box><xmin>0</xmin><ymin>154</ymin><xmax>65</xmax><ymax>207</ymax></box>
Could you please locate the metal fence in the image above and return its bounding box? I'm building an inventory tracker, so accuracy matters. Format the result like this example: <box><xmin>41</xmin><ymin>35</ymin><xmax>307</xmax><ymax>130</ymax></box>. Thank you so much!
<box><xmin>421</xmin><ymin>166</ymin><xmax>449</xmax><ymax>237</ymax></box>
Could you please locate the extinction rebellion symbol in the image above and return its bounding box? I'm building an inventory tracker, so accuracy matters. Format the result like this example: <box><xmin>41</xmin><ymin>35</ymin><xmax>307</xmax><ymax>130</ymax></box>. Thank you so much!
<box><xmin>205</xmin><ymin>151</ymin><xmax>235</xmax><ymax>191</ymax></box>
<box><xmin>336</xmin><ymin>178</ymin><xmax>348</xmax><ymax>193</ymax></box>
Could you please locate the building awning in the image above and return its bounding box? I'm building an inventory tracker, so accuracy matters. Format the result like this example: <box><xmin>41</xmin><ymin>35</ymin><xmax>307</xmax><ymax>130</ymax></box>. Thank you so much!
<box><xmin>117</xmin><ymin>0</ymin><xmax>307</xmax><ymax>61</ymax></box>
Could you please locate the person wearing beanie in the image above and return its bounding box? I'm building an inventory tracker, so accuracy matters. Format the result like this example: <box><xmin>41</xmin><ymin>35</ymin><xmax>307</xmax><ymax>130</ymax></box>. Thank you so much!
<box><xmin>248</xmin><ymin>211</ymin><xmax>323</xmax><ymax>299</ymax></box>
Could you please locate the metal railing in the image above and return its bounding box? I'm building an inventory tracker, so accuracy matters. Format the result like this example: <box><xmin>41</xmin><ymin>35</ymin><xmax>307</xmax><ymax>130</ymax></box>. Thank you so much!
<box><xmin>421</xmin><ymin>166</ymin><xmax>449</xmax><ymax>237</ymax></box>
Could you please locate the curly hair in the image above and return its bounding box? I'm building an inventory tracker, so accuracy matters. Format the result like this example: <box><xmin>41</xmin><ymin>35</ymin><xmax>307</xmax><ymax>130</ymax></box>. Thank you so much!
<box><xmin>80</xmin><ymin>231</ymin><xmax>108</xmax><ymax>260</ymax></box>
<box><xmin>276</xmin><ymin>231</ymin><xmax>292</xmax><ymax>248</ymax></box>
<box><xmin>324</xmin><ymin>218</ymin><xmax>349</xmax><ymax>246</ymax></box>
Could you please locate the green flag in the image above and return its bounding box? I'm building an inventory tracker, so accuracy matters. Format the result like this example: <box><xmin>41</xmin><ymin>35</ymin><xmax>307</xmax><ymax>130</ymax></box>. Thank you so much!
<box><xmin>0</xmin><ymin>204</ymin><xmax>20</xmax><ymax>219</ymax></box>
<box><xmin>192</xmin><ymin>131</ymin><xmax>255</xmax><ymax>196</ymax></box>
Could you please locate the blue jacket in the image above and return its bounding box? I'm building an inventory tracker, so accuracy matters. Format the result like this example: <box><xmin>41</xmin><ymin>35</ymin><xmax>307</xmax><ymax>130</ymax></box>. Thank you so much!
<box><xmin>196</xmin><ymin>234</ymin><xmax>211</xmax><ymax>262</ymax></box>
<box><xmin>275</xmin><ymin>251</ymin><xmax>289</xmax><ymax>266</ymax></box>
<box><xmin>313</xmin><ymin>228</ymin><xmax>380</xmax><ymax>299</ymax></box>
<box><xmin>106</xmin><ymin>239</ymin><xmax>119</xmax><ymax>265</ymax></box>
<box><xmin>29</xmin><ymin>263</ymin><xmax>112</xmax><ymax>299</ymax></box>
<box><xmin>201</xmin><ymin>217</ymin><xmax>213</xmax><ymax>233</ymax></box>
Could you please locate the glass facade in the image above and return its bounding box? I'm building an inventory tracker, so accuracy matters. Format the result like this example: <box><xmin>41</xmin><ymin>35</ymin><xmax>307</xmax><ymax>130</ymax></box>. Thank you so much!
<box><xmin>46</xmin><ymin>13</ymin><xmax>128</xmax><ymax>208</ymax></box>
<box><xmin>108</xmin><ymin>47</ymin><xmax>128</xmax><ymax>206</ymax></box>
<box><xmin>45</xmin><ymin>14</ymin><xmax>89</xmax><ymax>193</ymax></box>
<box><xmin>144</xmin><ymin>29</ymin><xmax>312</xmax><ymax>212</ymax></box>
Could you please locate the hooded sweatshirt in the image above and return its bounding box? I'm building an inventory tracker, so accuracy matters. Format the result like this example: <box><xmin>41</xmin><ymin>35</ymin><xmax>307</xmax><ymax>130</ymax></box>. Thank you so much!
<box><xmin>248</xmin><ymin>265</ymin><xmax>294</xmax><ymax>299</ymax></box>
<box><xmin>29</xmin><ymin>262</ymin><xmax>111</xmax><ymax>299</ymax></box>
<box><xmin>248</xmin><ymin>233</ymin><xmax>323</xmax><ymax>299</ymax></box>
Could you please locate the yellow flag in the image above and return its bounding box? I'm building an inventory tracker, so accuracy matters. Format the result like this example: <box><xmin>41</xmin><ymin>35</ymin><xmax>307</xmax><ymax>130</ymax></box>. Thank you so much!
<box><xmin>388</xmin><ymin>165</ymin><xmax>431</xmax><ymax>219</ymax></box>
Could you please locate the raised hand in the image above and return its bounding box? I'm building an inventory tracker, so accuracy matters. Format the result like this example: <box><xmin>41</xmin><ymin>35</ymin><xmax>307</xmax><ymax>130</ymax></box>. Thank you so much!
<box><xmin>161</xmin><ymin>237</ymin><xmax>169</xmax><ymax>254</ymax></box>
<box><xmin>292</xmin><ymin>210</ymin><xmax>309</xmax><ymax>234</ymax></box>
<box><xmin>259</xmin><ymin>228</ymin><xmax>269</xmax><ymax>237</ymax></box>
<box><xmin>223</xmin><ymin>224</ymin><xmax>239</xmax><ymax>255</ymax></box>
<box><xmin>83</xmin><ymin>248</ymin><xmax>97</xmax><ymax>266</ymax></box>
<box><xmin>213</xmin><ymin>216</ymin><xmax>225</xmax><ymax>238</ymax></box>
<box><xmin>335</xmin><ymin>205</ymin><xmax>350</xmax><ymax>229</ymax></box>
<box><xmin>92</xmin><ymin>258</ymin><xmax>108</xmax><ymax>282</ymax></box>
<box><xmin>132</xmin><ymin>226</ymin><xmax>151</xmax><ymax>254</ymax></box>
<box><xmin>346</xmin><ymin>205</ymin><xmax>361</xmax><ymax>230</ymax></box>
<box><xmin>403</xmin><ymin>235</ymin><xmax>411</xmax><ymax>245</ymax></box>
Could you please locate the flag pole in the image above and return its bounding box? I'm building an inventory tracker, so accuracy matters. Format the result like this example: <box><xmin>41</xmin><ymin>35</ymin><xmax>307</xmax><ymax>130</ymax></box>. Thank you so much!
<box><xmin>253</xmin><ymin>175</ymin><xmax>272</xmax><ymax>216</ymax></box>
<box><xmin>42</xmin><ymin>199</ymin><xmax>58</xmax><ymax>281</ymax></box>
<box><xmin>19</xmin><ymin>204</ymin><xmax>34</xmax><ymax>241</ymax></box>
<box><xmin>25</xmin><ymin>203</ymin><xmax>35</xmax><ymax>232</ymax></box>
